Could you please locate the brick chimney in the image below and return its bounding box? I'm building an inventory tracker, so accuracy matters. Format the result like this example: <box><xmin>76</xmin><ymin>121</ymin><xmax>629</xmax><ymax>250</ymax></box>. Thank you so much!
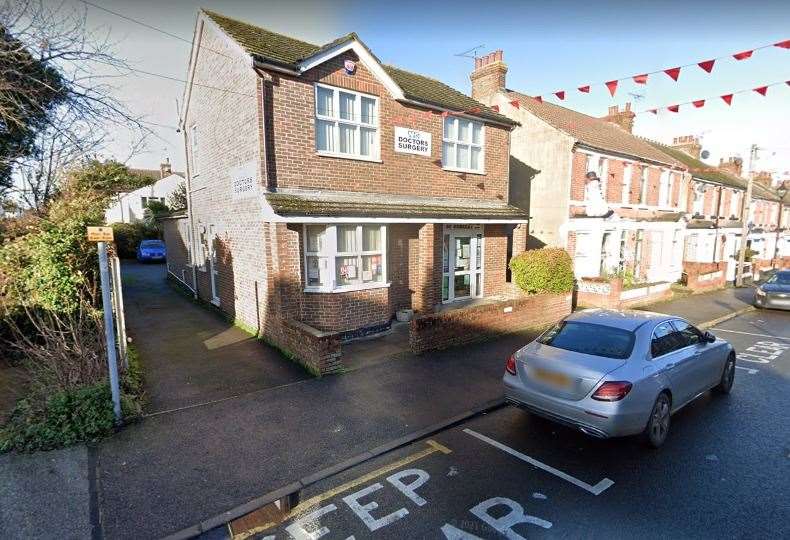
<box><xmin>160</xmin><ymin>157</ymin><xmax>172</xmax><ymax>179</ymax></box>
<box><xmin>718</xmin><ymin>156</ymin><xmax>743</xmax><ymax>177</ymax></box>
<box><xmin>670</xmin><ymin>135</ymin><xmax>702</xmax><ymax>160</ymax></box>
<box><xmin>470</xmin><ymin>50</ymin><xmax>507</xmax><ymax>103</ymax></box>
<box><xmin>601</xmin><ymin>103</ymin><xmax>635</xmax><ymax>133</ymax></box>
<box><xmin>751</xmin><ymin>170</ymin><xmax>773</xmax><ymax>188</ymax></box>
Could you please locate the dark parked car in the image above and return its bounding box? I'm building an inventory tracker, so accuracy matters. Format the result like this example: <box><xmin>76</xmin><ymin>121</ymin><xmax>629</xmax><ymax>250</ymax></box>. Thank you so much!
<box><xmin>754</xmin><ymin>270</ymin><xmax>790</xmax><ymax>310</ymax></box>
<box><xmin>137</xmin><ymin>239</ymin><xmax>166</xmax><ymax>263</ymax></box>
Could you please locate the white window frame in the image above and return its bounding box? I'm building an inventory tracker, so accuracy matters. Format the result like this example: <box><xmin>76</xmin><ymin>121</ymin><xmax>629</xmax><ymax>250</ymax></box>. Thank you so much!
<box><xmin>189</xmin><ymin>124</ymin><xmax>199</xmax><ymax>176</ymax></box>
<box><xmin>622</xmin><ymin>163</ymin><xmax>632</xmax><ymax>204</ymax></box>
<box><xmin>658</xmin><ymin>169</ymin><xmax>671</xmax><ymax>207</ymax></box>
<box><xmin>314</xmin><ymin>83</ymin><xmax>380</xmax><ymax>162</ymax></box>
<box><xmin>597</xmin><ymin>157</ymin><xmax>608</xmax><ymax>198</ymax></box>
<box><xmin>729</xmin><ymin>189</ymin><xmax>740</xmax><ymax>218</ymax></box>
<box><xmin>303</xmin><ymin>224</ymin><xmax>388</xmax><ymax>293</ymax></box>
<box><xmin>639</xmin><ymin>166</ymin><xmax>650</xmax><ymax>204</ymax></box>
<box><xmin>442</xmin><ymin>116</ymin><xmax>485</xmax><ymax>174</ymax></box>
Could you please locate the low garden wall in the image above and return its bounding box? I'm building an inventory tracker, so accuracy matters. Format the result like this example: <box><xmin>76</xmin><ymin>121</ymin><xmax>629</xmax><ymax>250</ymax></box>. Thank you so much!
<box><xmin>409</xmin><ymin>292</ymin><xmax>572</xmax><ymax>354</ymax></box>
<box><xmin>576</xmin><ymin>277</ymin><xmax>672</xmax><ymax>309</ymax></box>
<box><xmin>682</xmin><ymin>261</ymin><xmax>727</xmax><ymax>291</ymax></box>
<box><xmin>278</xmin><ymin>319</ymin><xmax>342</xmax><ymax>376</ymax></box>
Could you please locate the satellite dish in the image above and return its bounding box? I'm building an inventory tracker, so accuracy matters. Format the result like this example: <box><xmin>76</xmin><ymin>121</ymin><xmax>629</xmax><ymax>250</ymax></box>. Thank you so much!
<box><xmin>701</xmin><ymin>149</ymin><xmax>710</xmax><ymax>159</ymax></box>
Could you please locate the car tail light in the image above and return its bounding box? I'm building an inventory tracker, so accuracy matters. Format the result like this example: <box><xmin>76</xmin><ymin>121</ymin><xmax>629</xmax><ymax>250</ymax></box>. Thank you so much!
<box><xmin>505</xmin><ymin>354</ymin><xmax>517</xmax><ymax>375</ymax></box>
<box><xmin>591</xmin><ymin>381</ymin><xmax>632</xmax><ymax>401</ymax></box>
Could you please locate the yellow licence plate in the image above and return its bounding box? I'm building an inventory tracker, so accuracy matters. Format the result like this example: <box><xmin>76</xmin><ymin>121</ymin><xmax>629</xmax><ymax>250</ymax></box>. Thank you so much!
<box><xmin>532</xmin><ymin>368</ymin><xmax>572</xmax><ymax>388</ymax></box>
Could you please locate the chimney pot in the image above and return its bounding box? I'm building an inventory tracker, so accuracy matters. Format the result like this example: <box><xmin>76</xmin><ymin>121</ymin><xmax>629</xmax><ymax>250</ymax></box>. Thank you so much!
<box><xmin>470</xmin><ymin>49</ymin><xmax>507</xmax><ymax>102</ymax></box>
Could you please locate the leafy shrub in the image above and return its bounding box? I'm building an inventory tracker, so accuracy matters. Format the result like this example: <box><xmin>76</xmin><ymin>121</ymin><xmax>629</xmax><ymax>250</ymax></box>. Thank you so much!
<box><xmin>112</xmin><ymin>222</ymin><xmax>157</xmax><ymax>259</ymax></box>
<box><xmin>510</xmin><ymin>248</ymin><xmax>574</xmax><ymax>294</ymax></box>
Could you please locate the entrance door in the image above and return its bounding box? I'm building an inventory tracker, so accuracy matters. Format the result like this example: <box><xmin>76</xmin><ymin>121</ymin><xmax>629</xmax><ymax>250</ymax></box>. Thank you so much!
<box><xmin>207</xmin><ymin>224</ymin><xmax>220</xmax><ymax>305</ymax></box>
<box><xmin>442</xmin><ymin>227</ymin><xmax>483</xmax><ymax>302</ymax></box>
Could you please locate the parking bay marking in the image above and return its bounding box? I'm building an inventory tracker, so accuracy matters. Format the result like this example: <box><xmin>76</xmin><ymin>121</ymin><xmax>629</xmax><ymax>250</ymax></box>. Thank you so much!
<box><xmin>713</xmin><ymin>329</ymin><xmax>790</xmax><ymax>341</ymax></box>
<box><xmin>463</xmin><ymin>428</ymin><xmax>614</xmax><ymax>495</ymax></box>
<box><xmin>230</xmin><ymin>439</ymin><xmax>452</xmax><ymax>539</ymax></box>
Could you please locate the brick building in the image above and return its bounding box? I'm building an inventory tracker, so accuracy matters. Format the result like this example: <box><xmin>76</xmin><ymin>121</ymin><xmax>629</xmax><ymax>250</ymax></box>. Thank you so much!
<box><xmin>470</xmin><ymin>51</ymin><xmax>690</xmax><ymax>287</ymax></box>
<box><xmin>163</xmin><ymin>11</ymin><xmax>528</xmax><ymax>373</ymax></box>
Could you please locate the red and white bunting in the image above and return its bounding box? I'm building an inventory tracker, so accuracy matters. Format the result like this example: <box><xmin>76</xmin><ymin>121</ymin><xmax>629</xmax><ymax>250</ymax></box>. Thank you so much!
<box><xmin>697</xmin><ymin>59</ymin><xmax>716</xmax><ymax>73</ymax></box>
<box><xmin>733</xmin><ymin>50</ymin><xmax>753</xmax><ymax>60</ymax></box>
<box><xmin>554</xmin><ymin>90</ymin><xmax>565</xmax><ymax>100</ymax></box>
<box><xmin>667</xmin><ymin>104</ymin><xmax>680</xmax><ymax>113</ymax></box>
<box><xmin>633</xmin><ymin>74</ymin><xmax>649</xmax><ymax>84</ymax></box>
<box><xmin>721</xmin><ymin>94</ymin><xmax>734</xmax><ymax>105</ymax></box>
<box><xmin>753</xmin><ymin>86</ymin><xmax>768</xmax><ymax>96</ymax></box>
<box><xmin>578</xmin><ymin>85</ymin><xmax>591</xmax><ymax>93</ymax></box>
<box><xmin>648</xmin><ymin>109</ymin><xmax>658</xmax><ymax>115</ymax></box>
<box><xmin>534</xmin><ymin>96</ymin><xmax>543</xmax><ymax>103</ymax></box>
<box><xmin>776</xmin><ymin>40</ymin><xmax>790</xmax><ymax>49</ymax></box>
<box><xmin>692</xmin><ymin>100</ymin><xmax>705</xmax><ymax>108</ymax></box>
<box><xmin>664</xmin><ymin>67</ymin><xmax>681</xmax><ymax>81</ymax></box>
<box><xmin>509</xmin><ymin>100</ymin><xmax>520</xmax><ymax>108</ymax></box>
<box><xmin>605</xmin><ymin>80</ymin><xmax>618</xmax><ymax>96</ymax></box>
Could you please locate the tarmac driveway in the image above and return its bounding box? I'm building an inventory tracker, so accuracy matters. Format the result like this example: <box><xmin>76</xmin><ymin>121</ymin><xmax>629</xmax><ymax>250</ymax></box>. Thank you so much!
<box><xmin>121</xmin><ymin>261</ymin><xmax>309</xmax><ymax>414</ymax></box>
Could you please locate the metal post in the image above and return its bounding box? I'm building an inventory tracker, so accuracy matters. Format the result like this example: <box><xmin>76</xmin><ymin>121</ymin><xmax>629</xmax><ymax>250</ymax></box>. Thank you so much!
<box><xmin>736</xmin><ymin>145</ymin><xmax>757</xmax><ymax>287</ymax></box>
<box><xmin>110</xmin><ymin>255</ymin><xmax>128</xmax><ymax>369</ymax></box>
<box><xmin>98</xmin><ymin>242</ymin><xmax>122</xmax><ymax>423</ymax></box>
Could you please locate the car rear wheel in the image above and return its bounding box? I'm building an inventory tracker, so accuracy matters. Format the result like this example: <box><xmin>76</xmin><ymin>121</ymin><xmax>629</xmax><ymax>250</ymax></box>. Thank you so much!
<box><xmin>643</xmin><ymin>393</ymin><xmax>671</xmax><ymax>448</ymax></box>
<box><xmin>714</xmin><ymin>353</ymin><xmax>736</xmax><ymax>395</ymax></box>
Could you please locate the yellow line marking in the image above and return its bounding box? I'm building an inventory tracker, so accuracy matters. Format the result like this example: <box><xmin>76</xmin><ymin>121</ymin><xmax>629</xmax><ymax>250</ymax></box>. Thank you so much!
<box><xmin>232</xmin><ymin>439</ymin><xmax>451</xmax><ymax>540</ymax></box>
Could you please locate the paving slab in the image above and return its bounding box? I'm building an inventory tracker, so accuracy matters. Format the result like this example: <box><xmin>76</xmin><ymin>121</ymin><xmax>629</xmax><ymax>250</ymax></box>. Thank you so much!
<box><xmin>0</xmin><ymin>446</ymin><xmax>92</xmax><ymax>540</ymax></box>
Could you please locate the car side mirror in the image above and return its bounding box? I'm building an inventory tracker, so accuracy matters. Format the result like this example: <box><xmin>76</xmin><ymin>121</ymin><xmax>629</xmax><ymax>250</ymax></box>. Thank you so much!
<box><xmin>703</xmin><ymin>331</ymin><xmax>716</xmax><ymax>343</ymax></box>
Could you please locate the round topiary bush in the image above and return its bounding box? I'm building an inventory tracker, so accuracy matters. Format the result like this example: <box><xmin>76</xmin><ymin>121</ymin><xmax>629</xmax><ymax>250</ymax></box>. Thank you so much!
<box><xmin>509</xmin><ymin>247</ymin><xmax>574</xmax><ymax>294</ymax></box>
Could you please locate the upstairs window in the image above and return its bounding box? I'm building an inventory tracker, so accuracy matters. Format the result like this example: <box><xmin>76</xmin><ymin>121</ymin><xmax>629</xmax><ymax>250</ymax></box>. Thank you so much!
<box><xmin>639</xmin><ymin>167</ymin><xmax>650</xmax><ymax>204</ymax></box>
<box><xmin>621</xmin><ymin>163</ymin><xmax>632</xmax><ymax>203</ymax></box>
<box><xmin>315</xmin><ymin>84</ymin><xmax>379</xmax><ymax>161</ymax></box>
<box><xmin>443</xmin><ymin>117</ymin><xmax>484</xmax><ymax>173</ymax></box>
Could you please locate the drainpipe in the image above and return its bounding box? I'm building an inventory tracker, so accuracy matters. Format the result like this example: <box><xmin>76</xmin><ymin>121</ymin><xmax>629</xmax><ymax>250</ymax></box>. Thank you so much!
<box><xmin>182</xmin><ymin>129</ymin><xmax>198</xmax><ymax>300</ymax></box>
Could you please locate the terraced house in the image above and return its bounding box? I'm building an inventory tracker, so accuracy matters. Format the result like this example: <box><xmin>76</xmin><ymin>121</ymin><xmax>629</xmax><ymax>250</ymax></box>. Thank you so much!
<box><xmin>469</xmin><ymin>51</ymin><xmax>692</xmax><ymax>306</ymax></box>
<box><xmin>163</xmin><ymin>10</ymin><xmax>531</xmax><ymax>373</ymax></box>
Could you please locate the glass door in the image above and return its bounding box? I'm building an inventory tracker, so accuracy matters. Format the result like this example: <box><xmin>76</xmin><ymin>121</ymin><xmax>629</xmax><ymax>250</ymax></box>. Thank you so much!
<box><xmin>442</xmin><ymin>227</ymin><xmax>483</xmax><ymax>302</ymax></box>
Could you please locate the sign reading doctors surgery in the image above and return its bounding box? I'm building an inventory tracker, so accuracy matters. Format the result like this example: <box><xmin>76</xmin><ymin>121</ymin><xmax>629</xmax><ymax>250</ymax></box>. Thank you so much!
<box><xmin>230</xmin><ymin>161</ymin><xmax>258</xmax><ymax>200</ymax></box>
<box><xmin>394</xmin><ymin>127</ymin><xmax>431</xmax><ymax>157</ymax></box>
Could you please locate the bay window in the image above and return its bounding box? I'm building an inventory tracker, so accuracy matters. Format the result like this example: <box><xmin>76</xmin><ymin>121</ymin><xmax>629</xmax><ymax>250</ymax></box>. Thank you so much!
<box><xmin>442</xmin><ymin>116</ymin><xmax>484</xmax><ymax>173</ymax></box>
<box><xmin>315</xmin><ymin>84</ymin><xmax>379</xmax><ymax>160</ymax></box>
<box><xmin>304</xmin><ymin>224</ymin><xmax>387</xmax><ymax>291</ymax></box>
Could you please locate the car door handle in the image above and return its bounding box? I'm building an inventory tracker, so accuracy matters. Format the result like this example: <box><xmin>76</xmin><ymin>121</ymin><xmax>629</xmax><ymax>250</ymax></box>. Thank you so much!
<box><xmin>665</xmin><ymin>362</ymin><xmax>676</xmax><ymax>369</ymax></box>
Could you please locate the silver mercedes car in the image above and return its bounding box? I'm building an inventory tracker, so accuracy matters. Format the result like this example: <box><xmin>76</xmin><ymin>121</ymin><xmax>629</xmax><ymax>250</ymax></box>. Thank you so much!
<box><xmin>503</xmin><ymin>309</ymin><xmax>736</xmax><ymax>448</ymax></box>
<box><xmin>754</xmin><ymin>270</ymin><xmax>790</xmax><ymax>310</ymax></box>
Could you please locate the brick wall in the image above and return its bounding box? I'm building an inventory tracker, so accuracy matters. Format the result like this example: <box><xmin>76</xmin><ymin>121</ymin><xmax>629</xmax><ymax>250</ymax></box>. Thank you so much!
<box><xmin>483</xmin><ymin>224</ymin><xmax>508</xmax><ymax>296</ymax></box>
<box><xmin>409</xmin><ymin>292</ymin><xmax>572</xmax><ymax>354</ymax></box>
<box><xmin>682</xmin><ymin>261</ymin><xmax>726</xmax><ymax>291</ymax></box>
<box><xmin>278</xmin><ymin>319</ymin><xmax>342</xmax><ymax>375</ymax></box>
<box><xmin>162</xmin><ymin>217</ymin><xmax>194</xmax><ymax>290</ymax></box>
<box><xmin>263</xmin><ymin>50</ymin><xmax>511</xmax><ymax>201</ymax></box>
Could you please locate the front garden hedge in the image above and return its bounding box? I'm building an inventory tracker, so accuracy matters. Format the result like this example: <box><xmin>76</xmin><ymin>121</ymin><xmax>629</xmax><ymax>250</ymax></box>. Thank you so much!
<box><xmin>510</xmin><ymin>248</ymin><xmax>574</xmax><ymax>294</ymax></box>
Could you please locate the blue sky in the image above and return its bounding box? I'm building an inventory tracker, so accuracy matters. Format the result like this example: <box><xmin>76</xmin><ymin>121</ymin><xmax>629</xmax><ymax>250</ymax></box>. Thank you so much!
<box><xmin>82</xmin><ymin>0</ymin><xmax>790</xmax><ymax>179</ymax></box>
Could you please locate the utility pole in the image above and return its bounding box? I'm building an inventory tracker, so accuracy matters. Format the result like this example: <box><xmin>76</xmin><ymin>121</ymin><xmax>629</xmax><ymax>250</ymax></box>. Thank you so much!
<box><xmin>736</xmin><ymin>144</ymin><xmax>758</xmax><ymax>286</ymax></box>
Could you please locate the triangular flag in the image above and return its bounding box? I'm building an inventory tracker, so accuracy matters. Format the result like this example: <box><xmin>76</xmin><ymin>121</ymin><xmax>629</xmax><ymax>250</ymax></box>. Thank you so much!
<box><xmin>733</xmin><ymin>50</ymin><xmax>753</xmax><ymax>60</ymax></box>
<box><xmin>491</xmin><ymin>105</ymin><xmax>499</xmax><ymax>112</ymax></box>
<box><xmin>648</xmin><ymin>109</ymin><xmax>658</xmax><ymax>115</ymax></box>
<box><xmin>554</xmin><ymin>90</ymin><xmax>565</xmax><ymax>100</ymax></box>
<box><xmin>633</xmin><ymin>74</ymin><xmax>649</xmax><ymax>84</ymax></box>
<box><xmin>775</xmin><ymin>40</ymin><xmax>790</xmax><ymax>49</ymax></box>
<box><xmin>697</xmin><ymin>59</ymin><xmax>715</xmax><ymax>73</ymax></box>
<box><xmin>721</xmin><ymin>94</ymin><xmax>733</xmax><ymax>105</ymax></box>
<box><xmin>667</xmin><ymin>104</ymin><xmax>680</xmax><ymax>113</ymax></box>
<box><xmin>534</xmin><ymin>96</ymin><xmax>542</xmax><ymax>103</ymax></box>
<box><xmin>693</xmin><ymin>100</ymin><xmax>705</xmax><ymax>108</ymax></box>
<box><xmin>605</xmin><ymin>80</ymin><xmax>618</xmax><ymax>96</ymax></box>
<box><xmin>509</xmin><ymin>100</ymin><xmax>520</xmax><ymax>109</ymax></box>
<box><xmin>753</xmin><ymin>86</ymin><xmax>768</xmax><ymax>96</ymax></box>
<box><xmin>578</xmin><ymin>85</ymin><xmax>590</xmax><ymax>93</ymax></box>
<box><xmin>787</xmin><ymin>81</ymin><xmax>790</xmax><ymax>86</ymax></box>
<box><xmin>664</xmin><ymin>67</ymin><xmax>681</xmax><ymax>81</ymax></box>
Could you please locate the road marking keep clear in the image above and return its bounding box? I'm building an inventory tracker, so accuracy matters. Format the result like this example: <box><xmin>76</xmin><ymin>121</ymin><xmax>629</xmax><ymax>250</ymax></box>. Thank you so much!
<box><xmin>739</xmin><ymin>341</ymin><xmax>789</xmax><ymax>365</ymax></box>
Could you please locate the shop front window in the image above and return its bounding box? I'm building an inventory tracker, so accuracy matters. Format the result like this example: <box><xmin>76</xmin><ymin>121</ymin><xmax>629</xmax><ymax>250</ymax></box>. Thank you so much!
<box><xmin>304</xmin><ymin>224</ymin><xmax>386</xmax><ymax>292</ymax></box>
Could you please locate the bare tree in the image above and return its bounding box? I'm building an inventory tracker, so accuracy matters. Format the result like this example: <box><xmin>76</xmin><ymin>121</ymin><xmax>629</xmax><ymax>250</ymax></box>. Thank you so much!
<box><xmin>0</xmin><ymin>0</ymin><xmax>149</xmax><ymax>201</ymax></box>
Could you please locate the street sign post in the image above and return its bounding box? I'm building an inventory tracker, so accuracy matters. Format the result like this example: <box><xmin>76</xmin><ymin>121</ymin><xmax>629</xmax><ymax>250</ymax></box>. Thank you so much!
<box><xmin>87</xmin><ymin>227</ymin><xmax>122</xmax><ymax>423</ymax></box>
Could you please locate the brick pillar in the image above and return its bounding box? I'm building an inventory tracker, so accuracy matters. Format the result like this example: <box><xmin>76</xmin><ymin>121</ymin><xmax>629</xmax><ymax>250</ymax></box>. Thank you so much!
<box><xmin>413</xmin><ymin>223</ymin><xmax>442</xmax><ymax>314</ymax></box>
<box><xmin>512</xmin><ymin>223</ymin><xmax>528</xmax><ymax>255</ymax></box>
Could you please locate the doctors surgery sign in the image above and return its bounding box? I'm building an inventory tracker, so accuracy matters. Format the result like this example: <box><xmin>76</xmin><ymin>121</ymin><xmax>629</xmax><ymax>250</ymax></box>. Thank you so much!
<box><xmin>394</xmin><ymin>127</ymin><xmax>431</xmax><ymax>157</ymax></box>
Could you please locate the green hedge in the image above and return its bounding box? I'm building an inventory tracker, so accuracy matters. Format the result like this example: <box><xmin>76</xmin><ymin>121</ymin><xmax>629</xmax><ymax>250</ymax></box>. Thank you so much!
<box><xmin>112</xmin><ymin>222</ymin><xmax>158</xmax><ymax>259</ymax></box>
<box><xmin>509</xmin><ymin>248</ymin><xmax>574</xmax><ymax>294</ymax></box>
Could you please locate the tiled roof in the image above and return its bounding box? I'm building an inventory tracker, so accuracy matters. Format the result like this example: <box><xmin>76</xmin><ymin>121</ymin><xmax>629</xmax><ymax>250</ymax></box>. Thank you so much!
<box><xmin>505</xmin><ymin>90</ymin><xmax>684</xmax><ymax>167</ymax></box>
<box><xmin>202</xmin><ymin>10</ymin><xmax>513</xmax><ymax>125</ymax></box>
<box><xmin>265</xmin><ymin>189</ymin><xmax>528</xmax><ymax>220</ymax></box>
<box><xmin>645</xmin><ymin>142</ymin><xmax>746</xmax><ymax>189</ymax></box>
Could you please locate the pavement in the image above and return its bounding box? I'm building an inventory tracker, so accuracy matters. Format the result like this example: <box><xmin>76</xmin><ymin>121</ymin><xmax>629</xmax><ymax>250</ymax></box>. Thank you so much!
<box><xmin>0</xmin><ymin>266</ymin><xmax>778</xmax><ymax>540</ymax></box>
